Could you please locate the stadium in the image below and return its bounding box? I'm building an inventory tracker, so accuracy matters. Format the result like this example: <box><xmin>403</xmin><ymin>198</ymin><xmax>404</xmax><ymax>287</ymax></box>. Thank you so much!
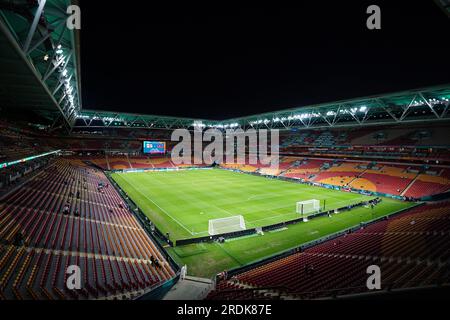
<box><xmin>0</xmin><ymin>0</ymin><xmax>449</xmax><ymax>304</ymax></box>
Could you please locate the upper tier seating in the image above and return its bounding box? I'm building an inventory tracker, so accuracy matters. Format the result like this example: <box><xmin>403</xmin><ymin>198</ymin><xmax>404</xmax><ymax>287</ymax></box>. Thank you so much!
<box><xmin>0</xmin><ymin>126</ymin><xmax>51</xmax><ymax>163</ymax></box>
<box><xmin>280</xmin><ymin>124</ymin><xmax>450</xmax><ymax>150</ymax></box>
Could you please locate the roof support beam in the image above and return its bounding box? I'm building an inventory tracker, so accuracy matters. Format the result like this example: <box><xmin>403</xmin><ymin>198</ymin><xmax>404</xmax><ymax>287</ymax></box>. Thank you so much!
<box><xmin>43</xmin><ymin>51</ymin><xmax>72</xmax><ymax>82</ymax></box>
<box><xmin>399</xmin><ymin>95</ymin><xmax>417</xmax><ymax>121</ymax></box>
<box><xmin>26</xmin><ymin>19</ymin><xmax>65</xmax><ymax>55</ymax></box>
<box><xmin>23</xmin><ymin>0</ymin><xmax>47</xmax><ymax>53</ymax></box>
<box><xmin>42</xmin><ymin>26</ymin><xmax>67</xmax><ymax>80</ymax></box>
<box><xmin>418</xmin><ymin>93</ymin><xmax>440</xmax><ymax>119</ymax></box>
<box><xmin>441</xmin><ymin>102</ymin><xmax>449</xmax><ymax>118</ymax></box>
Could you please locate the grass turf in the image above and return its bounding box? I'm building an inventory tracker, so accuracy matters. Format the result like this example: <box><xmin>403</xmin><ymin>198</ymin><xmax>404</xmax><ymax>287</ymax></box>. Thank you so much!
<box><xmin>167</xmin><ymin>199</ymin><xmax>413</xmax><ymax>277</ymax></box>
<box><xmin>111</xmin><ymin>168</ymin><xmax>414</xmax><ymax>278</ymax></box>
<box><xmin>112</xmin><ymin>169</ymin><xmax>378</xmax><ymax>240</ymax></box>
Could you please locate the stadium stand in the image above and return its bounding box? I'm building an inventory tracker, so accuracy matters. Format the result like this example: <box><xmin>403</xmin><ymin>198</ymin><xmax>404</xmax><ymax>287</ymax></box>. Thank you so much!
<box><xmin>128</xmin><ymin>156</ymin><xmax>154</xmax><ymax>169</ymax></box>
<box><xmin>282</xmin><ymin>159</ymin><xmax>327</xmax><ymax>180</ymax></box>
<box><xmin>0</xmin><ymin>118</ymin><xmax>448</xmax><ymax>301</ymax></box>
<box><xmin>280</xmin><ymin>124</ymin><xmax>450</xmax><ymax>149</ymax></box>
<box><xmin>216</xmin><ymin>154</ymin><xmax>450</xmax><ymax>199</ymax></box>
<box><xmin>350</xmin><ymin>165</ymin><xmax>417</xmax><ymax>195</ymax></box>
<box><xmin>0</xmin><ymin>0</ymin><xmax>448</xmax><ymax>302</ymax></box>
<box><xmin>0</xmin><ymin>158</ymin><xmax>176</xmax><ymax>300</ymax></box>
<box><xmin>0</xmin><ymin>122</ymin><xmax>51</xmax><ymax>163</ymax></box>
<box><xmin>107</xmin><ymin>156</ymin><xmax>133</xmax><ymax>170</ymax></box>
<box><xmin>404</xmin><ymin>177</ymin><xmax>450</xmax><ymax>198</ymax></box>
<box><xmin>312</xmin><ymin>162</ymin><xmax>366</xmax><ymax>186</ymax></box>
<box><xmin>207</xmin><ymin>202</ymin><xmax>450</xmax><ymax>300</ymax></box>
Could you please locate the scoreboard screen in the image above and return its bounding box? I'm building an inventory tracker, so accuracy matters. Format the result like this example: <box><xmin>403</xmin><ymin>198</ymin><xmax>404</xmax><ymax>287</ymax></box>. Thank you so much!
<box><xmin>143</xmin><ymin>141</ymin><xmax>166</xmax><ymax>154</ymax></box>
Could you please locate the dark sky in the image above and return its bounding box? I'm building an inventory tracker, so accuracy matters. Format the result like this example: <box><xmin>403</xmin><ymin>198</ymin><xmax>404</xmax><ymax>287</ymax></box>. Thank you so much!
<box><xmin>79</xmin><ymin>1</ymin><xmax>450</xmax><ymax>120</ymax></box>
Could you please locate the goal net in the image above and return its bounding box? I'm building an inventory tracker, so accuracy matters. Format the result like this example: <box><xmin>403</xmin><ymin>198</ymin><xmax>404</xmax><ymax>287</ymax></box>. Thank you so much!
<box><xmin>208</xmin><ymin>215</ymin><xmax>246</xmax><ymax>235</ymax></box>
<box><xmin>296</xmin><ymin>199</ymin><xmax>321</xmax><ymax>215</ymax></box>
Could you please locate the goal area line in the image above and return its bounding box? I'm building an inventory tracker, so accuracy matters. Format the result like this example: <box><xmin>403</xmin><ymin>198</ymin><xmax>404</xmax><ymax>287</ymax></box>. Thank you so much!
<box><xmin>175</xmin><ymin>198</ymin><xmax>380</xmax><ymax>246</ymax></box>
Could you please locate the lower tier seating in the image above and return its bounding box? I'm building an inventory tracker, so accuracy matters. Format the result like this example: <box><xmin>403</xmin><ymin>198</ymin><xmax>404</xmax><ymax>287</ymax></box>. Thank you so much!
<box><xmin>404</xmin><ymin>180</ymin><xmax>449</xmax><ymax>198</ymax></box>
<box><xmin>0</xmin><ymin>159</ymin><xmax>176</xmax><ymax>300</ymax></box>
<box><xmin>207</xmin><ymin>202</ymin><xmax>450</xmax><ymax>300</ymax></box>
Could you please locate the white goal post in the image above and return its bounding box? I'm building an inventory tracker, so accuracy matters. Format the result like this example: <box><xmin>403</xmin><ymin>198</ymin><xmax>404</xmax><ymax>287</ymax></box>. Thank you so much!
<box><xmin>208</xmin><ymin>215</ymin><xmax>246</xmax><ymax>235</ymax></box>
<box><xmin>296</xmin><ymin>199</ymin><xmax>321</xmax><ymax>215</ymax></box>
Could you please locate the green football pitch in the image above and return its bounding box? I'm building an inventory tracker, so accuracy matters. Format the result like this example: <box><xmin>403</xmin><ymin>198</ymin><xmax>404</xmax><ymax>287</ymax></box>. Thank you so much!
<box><xmin>111</xmin><ymin>169</ymin><xmax>415</xmax><ymax>277</ymax></box>
<box><xmin>113</xmin><ymin>169</ymin><xmax>375</xmax><ymax>240</ymax></box>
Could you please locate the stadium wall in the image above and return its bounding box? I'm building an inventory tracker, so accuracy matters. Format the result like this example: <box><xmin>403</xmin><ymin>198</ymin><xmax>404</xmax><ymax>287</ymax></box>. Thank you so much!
<box><xmin>420</xmin><ymin>190</ymin><xmax>450</xmax><ymax>201</ymax></box>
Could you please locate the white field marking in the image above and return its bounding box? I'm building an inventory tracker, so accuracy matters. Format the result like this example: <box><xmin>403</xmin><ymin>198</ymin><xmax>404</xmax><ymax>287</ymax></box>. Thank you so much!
<box><xmin>245</xmin><ymin>211</ymin><xmax>297</xmax><ymax>226</ymax></box>
<box><xmin>131</xmin><ymin>173</ymin><xmax>239</xmax><ymax>233</ymax></box>
<box><xmin>237</xmin><ymin>195</ymin><xmax>371</xmax><ymax>227</ymax></box>
<box><xmin>119</xmin><ymin>174</ymin><xmax>194</xmax><ymax>235</ymax></box>
<box><xmin>268</xmin><ymin>227</ymin><xmax>288</xmax><ymax>233</ymax></box>
<box><xmin>150</xmin><ymin>174</ymin><xmax>240</xmax><ymax>218</ymax></box>
<box><xmin>198</xmin><ymin>198</ymin><xmax>377</xmax><ymax>239</ymax></box>
<box><xmin>142</xmin><ymin>171</ymin><xmax>367</xmax><ymax>203</ymax></box>
<box><xmin>164</xmin><ymin>186</ymin><xmax>238</xmax><ymax>220</ymax></box>
<box><xmin>192</xmin><ymin>230</ymin><xmax>210</xmax><ymax>236</ymax></box>
<box><xmin>226</xmin><ymin>185</ymin><xmax>368</xmax><ymax>213</ymax></box>
<box><xmin>237</xmin><ymin>192</ymin><xmax>368</xmax><ymax>213</ymax></box>
<box><xmin>245</xmin><ymin>189</ymin><xmax>310</xmax><ymax>202</ymax></box>
<box><xmin>247</xmin><ymin>193</ymin><xmax>280</xmax><ymax>201</ymax></box>
<box><xmin>177</xmin><ymin>187</ymin><xmax>369</xmax><ymax>228</ymax></box>
<box><xmin>122</xmin><ymin>171</ymin><xmax>372</xmax><ymax>234</ymax></box>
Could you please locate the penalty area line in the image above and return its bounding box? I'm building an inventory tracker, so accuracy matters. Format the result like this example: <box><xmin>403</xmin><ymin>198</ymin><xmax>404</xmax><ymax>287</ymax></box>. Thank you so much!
<box><xmin>119</xmin><ymin>174</ymin><xmax>194</xmax><ymax>236</ymax></box>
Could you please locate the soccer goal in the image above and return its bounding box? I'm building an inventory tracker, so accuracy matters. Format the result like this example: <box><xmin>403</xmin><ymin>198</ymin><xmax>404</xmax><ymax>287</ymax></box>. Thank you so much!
<box><xmin>296</xmin><ymin>199</ymin><xmax>321</xmax><ymax>216</ymax></box>
<box><xmin>208</xmin><ymin>215</ymin><xmax>246</xmax><ymax>235</ymax></box>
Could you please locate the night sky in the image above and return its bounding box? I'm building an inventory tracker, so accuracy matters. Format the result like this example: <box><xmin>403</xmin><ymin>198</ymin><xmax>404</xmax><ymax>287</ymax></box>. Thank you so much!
<box><xmin>79</xmin><ymin>1</ymin><xmax>450</xmax><ymax>120</ymax></box>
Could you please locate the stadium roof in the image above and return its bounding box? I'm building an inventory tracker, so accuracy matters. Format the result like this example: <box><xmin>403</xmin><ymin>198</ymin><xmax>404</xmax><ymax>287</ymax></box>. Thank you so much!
<box><xmin>0</xmin><ymin>0</ymin><xmax>81</xmax><ymax>127</ymax></box>
<box><xmin>223</xmin><ymin>84</ymin><xmax>450</xmax><ymax>130</ymax></box>
<box><xmin>73</xmin><ymin>84</ymin><xmax>450</xmax><ymax>131</ymax></box>
<box><xmin>75</xmin><ymin>109</ymin><xmax>206</xmax><ymax>131</ymax></box>
<box><xmin>435</xmin><ymin>0</ymin><xmax>450</xmax><ymax>17</ymax></box>
<box><xmin>0</xmin><ymin>2</ymin><xmax>448</xmax><ymax>132</ymax></box>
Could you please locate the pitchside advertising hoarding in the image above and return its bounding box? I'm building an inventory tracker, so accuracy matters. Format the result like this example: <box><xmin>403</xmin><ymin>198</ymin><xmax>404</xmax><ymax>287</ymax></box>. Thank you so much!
<box><xmin>143</xmin><ymin>141</ymin><xmax>166</xmax><ymax>154</ymax></box>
